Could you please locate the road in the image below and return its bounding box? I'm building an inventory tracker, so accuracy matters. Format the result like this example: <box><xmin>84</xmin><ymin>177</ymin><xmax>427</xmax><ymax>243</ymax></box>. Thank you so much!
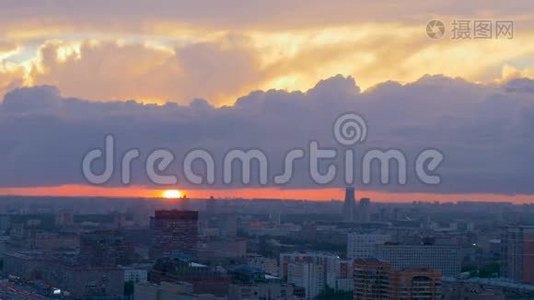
<box><xmin>0</xmin><ymin>281</ymin><xmax>51</xmax><ymax>300</ymax></box>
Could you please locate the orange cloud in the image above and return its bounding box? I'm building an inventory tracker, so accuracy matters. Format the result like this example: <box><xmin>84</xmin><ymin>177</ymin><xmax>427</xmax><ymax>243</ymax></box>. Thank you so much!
<box><xmin>0</xmin><ymin>4</ymin><xmax>531</xmax><ymax>104</ymax></box>
<box><xmin>27</xmin><ymin>38</ymin><xmax>263</xmax><ymax>104</ymax></box>
<box><xmin>0</xmin><ymin>23</ymin><xmax>524</xmax><ymax>105</ymax></box>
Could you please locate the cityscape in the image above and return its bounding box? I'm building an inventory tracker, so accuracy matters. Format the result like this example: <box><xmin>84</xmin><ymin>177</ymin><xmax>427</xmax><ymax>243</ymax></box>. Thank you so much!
<box><xmin>0</xmin><ymin>1</ymin><xmax>534</xmax><ymax>299</ymax></box>
<box><xmin>0</xmin><ymin>189</ymin><xmax>532</xmax><ymax>299</ymax></box>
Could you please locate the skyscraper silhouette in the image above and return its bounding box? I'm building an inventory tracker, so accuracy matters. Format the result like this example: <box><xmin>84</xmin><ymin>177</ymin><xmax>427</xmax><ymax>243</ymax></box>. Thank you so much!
<box><xmin>343</xmin><ymin>187</ymin><xmax>356</xmax><ymax>222</ymax></box>
<box><xmin>359</xmin><ymin>197</ymin><xmax>371</xmax><ymax>222</ymax></box>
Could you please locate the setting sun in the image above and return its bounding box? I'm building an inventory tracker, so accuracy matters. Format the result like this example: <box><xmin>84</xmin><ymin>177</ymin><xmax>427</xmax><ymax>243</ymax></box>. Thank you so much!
<box><xmin>162</xmin><ymin>189</ymin><xmax>182</xmax><ymax>199</ymax></box>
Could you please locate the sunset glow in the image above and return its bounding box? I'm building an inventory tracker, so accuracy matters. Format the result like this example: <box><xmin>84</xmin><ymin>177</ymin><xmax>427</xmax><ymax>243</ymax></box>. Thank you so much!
<box><xmin>2</xmin><ymin>2</ymin><xmax>534</xmax><ymax>297</ymax></box>
<box><xmin>0</xmin><ymin>185</ymin><xmax>532</xmax><ymax>204</ymax></box>
<box><xmin>161</xmin><ymin>189</ymin><xmax>182</xmax><ymax>199</ymax></box>
<box><xmin>0</xmin><ymin>1</ymin><xmax>532</xmax><ymax>203</ymax></box>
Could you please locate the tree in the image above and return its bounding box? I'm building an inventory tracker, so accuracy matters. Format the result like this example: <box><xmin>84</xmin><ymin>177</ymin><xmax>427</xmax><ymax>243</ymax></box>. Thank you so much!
<box><xmin>315</xmin><ymin>287</ymin><xmax>352</xmax><ymax>300</ymax></box>
<box><xmin>124</xmin><ymin>281</ymin><xmax>134</xmax><ymax>299</ymax></box>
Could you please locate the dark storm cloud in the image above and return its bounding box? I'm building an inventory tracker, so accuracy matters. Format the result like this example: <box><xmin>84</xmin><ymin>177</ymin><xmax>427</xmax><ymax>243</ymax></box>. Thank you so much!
<box><xmin>0</xmin><ymin>75</ymin><xmax>533</xmax><ymax>194</ymax></box>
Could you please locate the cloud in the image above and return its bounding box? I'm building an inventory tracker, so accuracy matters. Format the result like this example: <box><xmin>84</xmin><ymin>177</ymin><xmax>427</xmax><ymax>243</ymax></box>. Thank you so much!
<box><xmin>28</xmin><ymin>38</ymin><xmax>263</xmax><ymax>104</ymax></box>
<box><xmin>0</xmin><ymin>68</ymin><xmax>23</xmax><ymax>98</ymax></box>
<box><xmin>0</xmin><ymin>0</ymin><xmax>532</xmax><ymax>104</ymax></box>
<box><xmin>0</xmin><ymin>16</ymin><xmax>524</xmax><ymax>105</ymax></box>
<box><xmin>504</xmin><ymin>78</ymin><xmax>534</xmax><ymax>93</ymax></box>
<box><xmin>0</xmin><ymin>75</ymin><xmax>533</xmax><ymax>195</ymax></box>
<box><xmin>0</xmin><ymin>40</ymin><xmax>17</xmax><ymax>53</ymax></box>
<box><xmin>7</xmin><ymin>24</ymin><xmax>530</xmax><ymax>106</ymax></box>
<box><xmin>2</xmin><ymin>85</ymin><xmax>62</xmax><ymax>113</ymax></box>
<box><xmin>0</xmin><ymin>0</ymin><xmax>533</xmax><ymax>33</ymax></box>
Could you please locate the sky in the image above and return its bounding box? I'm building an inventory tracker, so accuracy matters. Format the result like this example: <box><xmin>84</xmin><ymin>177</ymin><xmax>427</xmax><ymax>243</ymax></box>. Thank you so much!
<box><xmin>0</xmin><ymin>1</ymin><xmax>533</xmax><ymax>202</ymax></box>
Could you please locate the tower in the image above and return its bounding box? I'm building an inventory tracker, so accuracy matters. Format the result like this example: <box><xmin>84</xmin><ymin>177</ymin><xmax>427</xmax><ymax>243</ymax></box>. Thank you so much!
<box><xmin>343</xmin><ymin>187</ymin><xmax>356</xmax><ymax>222</ymax></box>
<box><xmin>359</xmin><ymin>197</ymin><xmax>371</xmax><ymax>222</ymax></box>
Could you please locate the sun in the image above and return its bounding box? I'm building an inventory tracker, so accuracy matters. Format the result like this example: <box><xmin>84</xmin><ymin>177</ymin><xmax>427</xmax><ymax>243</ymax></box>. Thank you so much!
<box><xmin>162</xmin><ymin>189</ymin><xmax>182</xmax><ymax>199</ymax></box>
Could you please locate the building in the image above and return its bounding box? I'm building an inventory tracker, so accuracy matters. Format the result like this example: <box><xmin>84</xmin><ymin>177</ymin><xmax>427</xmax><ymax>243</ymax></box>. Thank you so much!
<box><xmin>287</xmin><ymin>261</ymin><xmax>324</xmax><ymax>300</ymax></box>
<box><xmin>229</xmin><ymin>282</ymin><xmax>294</xmax><ymax>300</ymax></box>
<box><xmin>2</xmin><ymin>250</ymin><xmax>46</xmax><ymax>279</ymax></box>
<box><xmin>343</xmin><ymin>187</ymin><xmax>357</xmax><ymax>223</ymax></box>
<box><xmin>197</xmin><ymin>238</ymin><xmax>247</xmax><ymax>260</ymax></box>
<box><xmin>353</xmin><ymin>258</ymin><xmax>392</xmax><ymax>300</ymax></box>
<box><xmin>501</xmin><ymin>225</ymin><xmax>534</xmax><ymax>283</ymax></box>
<box><xmin>24</xmin><ymin>231</ymin><xmax>79</xmax><ymax>251</ymax></box>
<box><xmin>135</xmin><ymin>281</ymin><xmax>217</xmax><ymax>300</ymax></box>
<box><xmin>280</xmin><ymin>253</ymin><xmax>339</xmax><ymax>299</ymax></box>
<box><xmin>347</xmin><ymin>233</ymin><xmax>390</xmax><ymax>259</ymax></box>
<box><xmin>50</xmin><ymin>265</ymin><xmax>125</xmax><ymax>300</ymax></box>
<box><xmin>204</xmin><ymin>213</ymin><xmax>238</xmax><ymax>238</ymax></box>
<box><xmin>375</xmin><ymin>244</ymin><xmax>461</xmax><ymax>277</ymax></box>
<box><xmin>150</xmin><ymin>210</ymin><xmax>199</xmax><ymax>259</ymax></box>
<box><xmin>135</xmin><ymin>281</ymin><xmax>192</xmax><ymax>300</ymax></box>
<box><xmin>150</xmin><ymin>255</ymin><xmax>230</xmax><ymax>297</ymax></box>
<box><xmin>6</xmin><ymin>256</ymin><xmax>126</xmax><ymax>300</ymax></box>
<box><xmin>358</xmin><ymin>198</ymin><xmax>371</xmax><ymax>222</ymax></box>
<box><xmin>122</xmin><ymin>264</ymin><xmax>150</xmax><ymax>283</ymax></box>
<box><xmin>441</xmin><ymin>282</ymin><xmax>505</xmax><ymax>300</ymax></box>
<box><xmin>78</xmin><ymin>230</ymin><xmax>133</xmax><ymax>267</ymax></box>
<box><xmin>55</xmin><ymin>209</ymin><xmax>74</xmax><ymax>227</ymax></box>
<box><xmin>228</xmin><ymin>265</ymin><xmax>294</xmax><ymax>300</ymax></box>
<box><xmin>205</xmin><ymin>196</ymin><xmax>218</xmax><ymax>214</ymax></box>
<box><xmin>335</xmin><ymin>259</ymin><xmax>354</xmax><ymax>292</ymax></box>
<box><xmin>246</xmin><ymin>253</ymin><xmax>279</xmax><ymax>275</ymax></box>
<box><xmin>353</xmin><ymin>258</ymin><xmax>442</xmax><ymax>300</ymax></box>
<box><xmin>391</xmin><ymin>268</ymin><xmax>441</xmax><ymax>299</ymax></box>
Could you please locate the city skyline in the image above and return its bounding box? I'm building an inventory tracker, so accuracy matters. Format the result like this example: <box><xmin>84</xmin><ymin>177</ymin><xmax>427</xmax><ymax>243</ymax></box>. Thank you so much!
<box><xmin>1</xmin><ymin>2</ymin><xmax>534</xmax><ymax>299</ymax></box>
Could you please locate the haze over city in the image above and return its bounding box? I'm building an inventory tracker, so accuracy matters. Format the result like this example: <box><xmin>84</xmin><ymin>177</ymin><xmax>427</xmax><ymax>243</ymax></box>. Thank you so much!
<box><xmin>0</xmin><ymin>1</ymin><xmax>534</xmax><ymax>300</ymax></box>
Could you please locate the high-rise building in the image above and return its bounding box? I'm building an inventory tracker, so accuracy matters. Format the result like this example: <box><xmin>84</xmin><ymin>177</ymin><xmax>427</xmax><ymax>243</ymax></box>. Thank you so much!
<box><xmin>353</xmin><ymin>258</ymin><xmax>441</xmax><ymax>300</ymax></box>
<box><xmin>501</xmin><ymin>225</ymin><xmax>534</xmax><ymax>284</ymax></box>
<box><xmin>343</xmin><ymin>187</ymin><xmax>356</xmax><ymax>222</ymax></box>
<box><xmin>335</xmin><ymin>259</ymin><xmax>355</xmax><ymax>292</ymax></box>
<box><xmin>358</xmin><ymin>198</ymin><xmax>371</xmax><ymax>222</ymax></box>
<box><xmin>280</xmin><ymin>253</ymin><xmax>339</xmax><ymax>299</ymax></box>
<box><xmin>150</xmin><ymin>210</ymin><xmax>198</xmax><ymax>259</ymax></box>
<box><xmin>287</xmin><ymin>261</ymin><xmax>325</xmax><ymax>300</ymax></box>
<box><xmin>347</xmin><ymin>233</ymin><xmax>391</xmax><ymax>259</ymax></box>
<box><xmin>375</xmin><ymin>244</ymin><xmax>461</xmax><ymax>277</ymax></box>
<box><xmin>353</xmin><ymin>258</ymin><xmax>392</xmax><ymax>300</ymax></box>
